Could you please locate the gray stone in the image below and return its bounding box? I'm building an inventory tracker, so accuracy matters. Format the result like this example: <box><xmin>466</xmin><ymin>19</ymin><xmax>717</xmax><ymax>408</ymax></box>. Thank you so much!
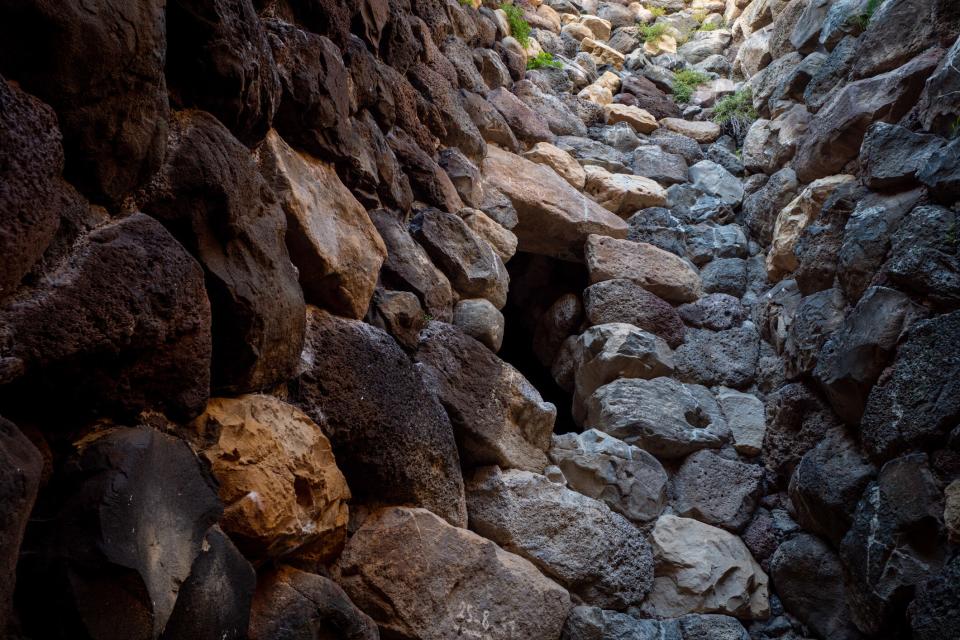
<box><xmin>910</xmin><ymin>555</ymin><xmax>960</xmax><ymax>640</ymax></box>
<box><xmin>884</xmin><ymin>205</ymin><xmax>960</xmax><ymax>306</ymax></box>
<box><xmin>627</xmin><ymin>207</ymin><xmax>687</xmax><ymax>257</ymax></box>
<box><xmin>466</xmin><ymin>467</ymin><xmax>654</xmax><ymax>610</ymax></box>
<box><xmin>861</xmin><ymin>310</ymin><xmax>960</xmax><ymax>462</ymax></box>
<box><xmin>550</xmin><ymin>429</ymin><xmax>668</xmax><ymax>523</ymax></box>
<box><xmin>861</xmin><ymin>122</ymin><xmax>945</xmax><ymax>191</ymax></box>
<box><xmin>678</xmin><ymin>294</ymin><xmax>748</xmax><ymax>331</ymax></box>
<box><xmin>919</xmin><ymin>135</ymin><xmax>960</xmax><ymax>205</ymax></box>
<box><xmin>803</xmin><ymin>35</ymin><xmax>857</xmax><ymax>112</ymax></box>
<box><xmin>789</xmin><ymin>428</ymin><xmax>875</xmax><ymax>545</ymax></box>
<box><xmin>689</xmin><ymin>160</ymin><xmax>744</xmax><ymax>206</ymax></box>
<box><xmin>582</xmin><ymin>279</ymin><xmax>686</xmax><ymax>348</ymax></box>
<box><xmin>706</xmin><ymin>144</ymin><xmax>745</xmax><ymax>177</ymax></box>
<box><xmin>584</xmin><ymin>377</ymin><xmax>730</xmax><ymax>459</ymax></box>
<box><xmin>741</xmin><ymin>167</ymin><xmax>798</xmax><ymax>245</ymax></box>
<box><xmin>592</xmin><ymin>122</ymin><xmax>641</xmax><ymax>152</ymax></box>
<box><xmin>649</xmin><ymin>129</ymin><xmax>704</xmax><ymax>165</ymax></box>
<box><xmin>763</xmin><ymin>382</ymin><xmax>843</xmax><ymax>481</ymax></box>
<box><xmin>684</xmin><ymin>224</ymin><xmax>749</xmax><ymax>266</ymax></box>
<box><xmin>782</xmin><ymin>287</ymin><xmax>846</xmax><ymax>380</ymax></box>
<box><xmin>716</xmin><ymin>388</ymin><xmax>766</xmax><ymax>456</ymax></box>
<box><xmin>452</xmin><ymin>298</ymin><xmax>505</xmax><ymax>352</ymax></box>
<box><xmin>633</xmin><ymin>145</ymin><xmax>690</xmax><ymax>185</ymax></box>
<box><xmin>674</xmin><ymin>324</ymin><xmax>761</xmax><ymax>389</ymax></box>
<box><xmin>672</xmin><ymin>450</ymin><xmax>763</xmax><ymax>532</ymax></box>
<box><xmin>814</xmin><ymin>287</ymin><xmax>926</xmax><ymax>425</ymax></box>
<box><xmin>514</xmin><ymin>79</ymin><xmax>590</xmax><ymax>137</ymax></box>
<box><xmin>700</xmin><ymin>258</ymin><xmax>748</xmax><ymax>297</ymax></box>
<box><xmin>555</xmin><ymin>135</ymin><xmax>632</xmax><ymax>173</ymax></box>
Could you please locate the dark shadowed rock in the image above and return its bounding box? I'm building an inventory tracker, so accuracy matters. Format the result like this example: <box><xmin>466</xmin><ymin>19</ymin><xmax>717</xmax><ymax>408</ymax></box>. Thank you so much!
<box><xmin>416</xmin><ymin>321</ymin><xmax>556</xmax><ymax>473</ymax></box>
<box><xmin>678</xmin><ymin>294</ymin><xmax>747</xmax><ymax>331</ymax></box>
<box><xmin>700</xmin><ymin>258</ymin><xmax>748</xmax><ymax>297</ymax></box>
<box><xmin>0</xmin><ymin>213</ymin><xmax>212</xmax><ymax>421</ymax></box>
<box><xmin>782</xmin><ymin>288</ymin><xmax>846</xmax><ymax>380</ymax></box>
<box><xmin>770</xmin><ymin>534</ymin><xmax>863</xmax><ymax>640</ymax></box>
<box><xmin>139</xmin><ymin>110</ymin><xmax>303</xmax><ymax>394</ymax></box>
<box><xmin>583</xmin><ymin>279</ymin><xmax>685</xmax><ymax>348</ymax></box>
<box><xmin>167</xmin><ymin>0</ymin><xmax>280</xmax><ymax>145</ymax></box>
<box><xmin>0</xmin><ymin>77</ymin><xmax>63</xmax><ymax>300</ymax></box>
<box><xmin>248</xmin><ymin>565</ymin><xmax>377</xmax><ymax>640</ymax></box>
<box><xmin>407</xmin><ymin>64</ymin><xmax>486</xmax><ymax>161</ymax></box>
<box><xmin>793</xmin><ymin>181</ymin><xmax>860</xmax><ymax>296</ymax></box>
<box><xmin>672</xmin><ymin>450</ymin><xmax>763</xmax><ymax>532</ymax></box>
<box><xmin>369</xmin><ymin>209</ymin><xmax>455</xmax><ymax>321</ymax></box>
<box><xmin>0</xmin><ymin>0</ymin><xmax>168</xmax><ymax>206</ymax></box>
<box><xmin>814</xmin><ymin>287</ymin><xmax>925</xmax><ymax>425</ymax></box>
<box><xmin>585</xmin><ymin>377</ymin><xmax>730</xmax><ymax>459</ymax></box>
<box><xmin>487</xmin><ymin>86</ymin><xmax>556</xmax><ymax>144</ymax></box>
<box><xmin>861</xmin><ymin>310</ymin><xmax>960</xmax><ymax>462</ymax></box>
<box><xmin>388</xmin><ymin>128</ymin><xmax>464</xmax><ymax>212</ymax></box>
<box><xmin>621</xmin><ymin>74</ymin><xmax>681</xmax><ymax>120</ymax></box>
<box><xmin>335</xmin><ymin>506</ymin><xmax>571</xmax><ymax>639</ymax></box>
<box><xmin>741</xmin><ymin>167</ymin><xmax>798</xmax><ymax>246</ymax></box>
<box><xmin>466</xmin><ymin>467</ymin><xmax>653</xmax><ymax>610</ymax></box>
<box><xmin>0</xmin><ymin>417</ymin><xmax>42</xmax><ymax>632</ymax></box>
<box><xmin>883</xmin><ymin>204</ymin><xmax>960</xmax><ymax>305</ymax></box>
<box><xmin>840</xmin><ymin>453</ymin><xmax>947</xmax><ymax>636</ymax></box>
<box><xmin>293</xmin><ymin>308</ymin><xmax>466</xmax><ymax>527</ymax></box>
<box><xmin>919</xmin><ymin>135</ymin><xmax>960</xmax><ymax>205</ymax></box>
<box><xmin>160</xmin><ymin>526</ymin><xmax>256</xmax><ymax>640</ymax></box>
<box><xmin>438</xmin><ymin>147</ymin><xmax>483</xmax><ymax>208</ymax></box>
<box><xmin>18</xmin><ymin>426</ymin><xmax>222</xmax><ymax>640</ymax></box>
<box><xmin>860</xmin><ymin>122</ymin><xmax>945</xmax><ymax>191</ymax></box>
<box><xmin>793</xmin><ymin>49</ymin><xmax>943</xmax><ymax>183</ymax></box>
<box><xmin>461</xmin><ymin>90</ymin><xmax>521</xmax><ymax>152</ymax></box>
<box><xmin>909</xmin><ymin>555</ymin><xmax>960</xmax><ymax>640</ymax></box>
<box><xmin>852</xmin><ymin>0</ymin><xmax>959</xmax><ymax>79</ymax></box>
<box><xmin>788</xmin><ymin>428</ymin><xmax>875</xmax><ymax>545</ymax></box>
<box><xmin>674</xmin><ymin>324</ymin><xmax>760</xmax><ymax>390</ymax></box>
<box><xmin>410</xmin><ymin>208</ymin><xmax>508</xmax><ymax>309</ymax></box>
<box><xmin>763</xmin><ymin>382</ymin><xmax>843</xmax><ymax>480</ymax></box>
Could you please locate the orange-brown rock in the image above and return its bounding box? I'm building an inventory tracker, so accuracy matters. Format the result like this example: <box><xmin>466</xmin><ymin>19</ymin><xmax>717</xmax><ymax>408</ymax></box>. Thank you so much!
<box><xmin>188</xmin><ymin>394</ymin><xmax>350</xmax><ymax>563</ymax></box>
<box><xmin>585</xmin><ymin>235</ymin><xmax>703</xmax><ymax>303</ymax></box>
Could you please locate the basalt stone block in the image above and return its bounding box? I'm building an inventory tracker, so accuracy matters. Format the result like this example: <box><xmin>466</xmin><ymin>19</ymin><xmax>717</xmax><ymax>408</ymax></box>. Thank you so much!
<box><xmin>583</xmin><ymin>279</ymin><xmax>685</xmax><ymax>348</ymax></box>
<box><xmin>672</xmin><ymin>450</ymin><xmax>763</xmax><ymax>532</ymax></box>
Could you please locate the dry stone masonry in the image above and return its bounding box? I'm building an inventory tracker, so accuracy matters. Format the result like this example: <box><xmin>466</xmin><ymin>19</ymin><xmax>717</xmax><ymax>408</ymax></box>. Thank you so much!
<box><xmin>0</xmin><ymin>0</ymin><xmax>957</xmax><ymax>639</ymax></box>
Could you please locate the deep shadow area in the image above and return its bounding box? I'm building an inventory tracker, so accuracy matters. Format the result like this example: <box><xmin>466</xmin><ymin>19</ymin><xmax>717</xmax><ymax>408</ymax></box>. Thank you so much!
<box><xmin>500</xmin><ymin>252</ymin><xmax>589</xmax><ymax>435</ymax></box>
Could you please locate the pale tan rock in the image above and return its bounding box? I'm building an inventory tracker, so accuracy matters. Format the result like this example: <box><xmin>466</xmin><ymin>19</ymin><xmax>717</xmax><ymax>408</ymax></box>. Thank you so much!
<box><xmin>604</xmin><ymin>103</ymin><xmax>659</xmax><ymax>133</ymax></box>
<box><xmin>335</xmin><ymin>507</ymin><xmax>572</xmax><ymax>640</ymax></box>
<box><xmin>524</xmin><ymin>142</ymin><xmax>587</xmax><ymax>189</ymax></box>
<box><xmin>461</xmin><ymin>208</ymin><xmax>519</xmax><ymax>263</ymax></box>
<box><xmin>659</xmin><ymin>117</ymin><xmax>722</xmax><ymax>143</ymax></box>
<box><xmin>584</xmin><ymin>165</ymin><xmax>668</xmax><ymax>215</ymax></box>
<box><xmin>562</xmin><ymin>22</ymin><xmax>594</xmax><ymax>42</ymax></box>
<box><xmin>581</xmin><ymin>37</ymin><xmax>626</xmax><ymax>69</ymax></box>
<box><xmin>633</xmin><ymin>3</ymin><xmax>655</xmax><ymax>23</ymax></box>
<box><xmin>537</xmin><ymin>4</ymin><xmax>562</xmax><ymax>32</ymax></box>
<box><xmin>257</xmin><ymin>130</ymin><xmax>386</xmax><ymax>319</ymax></box>
<box><xmin>524</xmin><ymin>36</ymin><xmax>543</xmax><ymax>58</ymax></box>
<box><xmin>946</xmin><ymin>480</ymin><xmax>960</xmax><ymax>544</ymax></box>
<box><xmin>188</xmin><ymin>394</ymin><xmax>350</xmax><ymax>562</ymax></box>
<box><xmin>482</xmin><ymin>146</ymin><xmax>628</xmax><ymax>261</ymax></box>
<box><xmin>643</xmin><ymin>515</ymin><xmax>770</xmax><ymax>619</ymax></box>
<box><xmin>596</xmin><ymin>71</ymin><xmax>623</xmax><ymax>94</ymax></box>
<box><xmin>766</xmin><ymin>174</ymin><xmax>856</xmax><ymax>281</ymax></box>
<box><xmin>585</xmin><ymin>235</ymin><xmax>703</xmax><ymax>303</ymax></box>
<box><xmin>579</xmin><ymin>15</ymin><xmax>613</xmax><ymax>40</ymax></box>
<box><xmin>644</xmin><ymin>34</ymin><xmax>678</xmax><ymax>55</ymax></box>
<box><xmin>578</xmin><ymin>83</ymin><xmax>614</xmax><ymax>106</ymax></box>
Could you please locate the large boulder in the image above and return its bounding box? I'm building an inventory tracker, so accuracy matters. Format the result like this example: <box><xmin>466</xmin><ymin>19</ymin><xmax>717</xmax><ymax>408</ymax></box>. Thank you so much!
<box><xmin>466</xmin><ymin>467</ymin><xmax>654</xmax><ymax>610</ymax></box>
<box><xmin>549</xmin><ymin>429</ymin><xmax>668</xmax><ymax>524</ymax></box>
<box><xmin>166</xmin><ymin>0</ymin><xmax>280</xmax><ymax>145</ymax></box>
<box><xmin>139</xmin><ymin>110</ymin><xmax>304</xmax><ymax>394</ymax></box>
<box><xmin>672</xmin><ymin>450</ymin><xmax>763</xmax><ymax>532</ymax></box>
<box><xmin>910</xmin><ymin>555</ymin><xmax>960</xmax><ymax>640</ymax></box>
<box><xmin>487</xmin><ymin>86</ymin><xmax>556</xmax><ymax>144</ymax></box>
<box><xmin>860</xmin><ymin>122</ymin><xmax>946</xmax><ymax>191</ymax></box>
<box><xmin>763</xmin><ymin>382</ymin><xmax>843</xmax><ymax>480</ymax></box>
<box><xmin>0</xmin><ymin>77</ymin><xmax>65</xmax><ymax>300</ymax></box>
<box><xmin>0</xmin><ymin>213</ymin><xmax>212</xmax><ymax>421</ymax></box>
<box><xmin>584</xmin><ymin>377</ymin><xmax>730</xmax><ymax>459</ymax></box>
<box><xmin>585</xmin><ymin>235</ymin><xmax>703</xmax><ymax>303</ymax></box>
<box><xmin>852</xmin><ymin>0</ymin><xmax>959</xmax><ymax>79</ymax></box>
<box><xmin>793</xmin><ymin>49</ymin><xmax>943</xmax><ymax>183</ymax></box>
<box><xmin>335</xmin><ymin>506</ymin><xmax>571</xmax><ymax>639</ymax></box>
<box><xmin>883</xmin><ymin>204</ymin><xmax>960</xmax><ymax>304</ymax></box>
<box><xmin>582</xmin><ymin>279</ymin><xmax>686</xmax><ymax>348</ymax></box>
<box><xmin>186</xmin><ymin>395</ymin><xmax>350</xmax><ymax>563</ymax></box>
<box><xmin>770</xmin><ymin>534</ymin><xmax>863</xmax><ymax>640</ymax></box>
<box><xmin>293</xmin><ymin>308</ymin><xmax>466</xmax><ymax>527</ymax></box>
<box><xmin>481</xmin><ymin>146</ymin><xmax>628</xmax><ymax>261</ymax></box>
<box><xmin>643</xmin><ymin>515</ymin><xmax>770</xmax><ymax>619</ymax></box>
<box><xmin>860</xmin><ymin>310</ymin><xmax>960</xmax><ymax>462</ymax></box>
<box><xmin>248</xmin><ymin>566</ymin><xmax>377</xmax><ymax>640</ymax></box>
<box><xmin>0</xmin><ymin>417</ymin><xmax>42</xmax><ymax>632</ymax></box>
<box><xmin>369</xmin><ymin>208</ymin><xmax>455</xmax><ymax>321</ymax></box>
<box><xmin>584</xmin><ymin>165</ymin><xmax>669</xmax><ymax>215</ymax></box>
<box><xmin>256</xmin><ymin>130</ymin><xmax>385</xmax><ymax>319</ymax></box>
<box><xmin>415</xmin><ymin>321</ymin><xmax>556</xmax><ymax>473</ymax></box>
<box><xmin>0</xmin><ymin>0</ymin><xmax>168</xmax><ymax>206</ymax></box>
<box><xmin>17</xmin><ymin>426</ymin><xmax>226</xmax><ymax>640</ymax></box>
<box><xmin>673</xmin><ymin>324</ymin><xmax>761</xmax><ymax>390</ymax></box>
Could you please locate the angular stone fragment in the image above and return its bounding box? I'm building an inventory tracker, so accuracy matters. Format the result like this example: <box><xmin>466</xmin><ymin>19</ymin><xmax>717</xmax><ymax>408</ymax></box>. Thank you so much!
<box><xmin>550</xmin><ymin>429</ymin><xmax>668</xmax><ymax>524</ymax></box>
<box><xmin>523</xmin><ymin>141</ymin><xmax>588</xmax><ymax>189</ymax></box>
<box><xmin>660</xmin><ymin>118</ymin><xmax>722</xmax><ymax>143</ymax></box>
<box><xmin>716</xmin><ymin>388</ymin><xmax>765</xmax><ymax>456</ymax></box>
<box><xmin>416</xmin><ymin>322</ymin><xmax>556</xmax><ymax>473</ymax></box>
<box><xmin>585</xmin><ymin>235</ymin><xmax>703</xmax><ymax>303</ymax></box>
<box><xmin>466</xmin><ymin>467</ymin><xmax>654</xmax><ymax>610</ymax></box>
<box><xmin>187</xmin><ymin>395</ymin><xmax>350</xmax><ymax>562</ymax></box>
<box><xmin>861</xmin><ymin>122</ymin><xmax>945</xmax><ymax>191</ymax></box>
<box><xmin>256</xmin><ymin>130</ymin><xmax>385</xmax><ymax>319</ymax></box>
<box><xmin>583</xmin><ymin>279</ymin><xmax>686</xmax><ymax>347</ymax></box>
<box><xmin>335</xmin><ymin>506</ymin><xmax>571</xmax><ymax>640</ymax></box>
<box><xmin>293</xmin><ymin>308</ymin><xmax>466</xmax><ymax>527</ymax></box>
<box><xmin>482</xmin><ymin>146</ymin><xmax>628</xmax><ymax>261</ymax></box>
<box><xmin>643</xmin><ymin>515</ymin><xmax>770</xmax><ymax>619</ymax></box>
<box><xmin>604</xmin><ymin>103</ymin><xmax>659</xmax><ymax>133</ymax></box>
<box><xmin>487</xmin><ymin>86</ymin><xmax>556</xmax><ymax>144</ymax></box>
<box><xmin>452</xmin><ymin>298</ymin><xmax>506</xmax><ymax>352</ymax></box>
<box><xmin>585</xmin><ymin>165</ymin><xmax>668</xmax><ymax>215</ymax></box>
<box><xmin>673</xmin><ymin>450</ymin><xmax>763</xmax><ymax>532</ymax></box>
<box><xmin>584</xmin><ymin>377</ymin><xmax>730</xmax><ymax>459</ymax></box>
<box><xmin>674</xmin><ymin>324</ymin><xmax>761</xmax><ymax>390</ymax></box>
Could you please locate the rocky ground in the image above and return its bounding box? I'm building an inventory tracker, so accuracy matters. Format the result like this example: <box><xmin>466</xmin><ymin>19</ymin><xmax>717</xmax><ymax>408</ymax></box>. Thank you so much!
<box><xmin>0</xmin><ymin>0</ymin><xmax>958</xmax><ymax>639</ymax></box>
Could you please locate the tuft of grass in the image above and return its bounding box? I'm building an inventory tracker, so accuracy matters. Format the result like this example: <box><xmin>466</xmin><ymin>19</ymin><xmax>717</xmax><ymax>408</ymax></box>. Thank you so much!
<box><xmin>527</xmin><ymin>51</ymin><xmax>563</xmax><ymax>70</ymax></box>
<box><xmin>850</xmin><ymin>0</ymin><xmax>882</xmax><ymax>29</ymax></box>
<box><xmin>712</xmin><ymin>88</ymin><xmax>758</xmax><ymax>142</ymax></box>
<box><xmin>648</xmin><ymin>6</ymin><xmax>666</xmax><ymax>18</ymax></box>
<box><xmin>671</xmin><ymin>69</ymin><xmax>710</xmax><ymax>103</ymax></box>
<box><xmin>950</xmin><ymin>116</ymin><xmax>960</xmax><ymax>139</ymax></box>
<box><xmin>640</xmin><ymin>22</ymin><xmax>670</xmax><ymax>43</ymax></box>
<box><xmin>699</xmin><ymin>21</ymin><xmax>719</xmax><ymax>32</ymax></box>
<box><xmin>501</xmin><ymin>3</ymin><xmax>530</xmax><ymax>47</ymax></box>
<box><xmin>692</xmin><ymin>10</ymin><xmax>707</xmax><ymax>23</ymax></box>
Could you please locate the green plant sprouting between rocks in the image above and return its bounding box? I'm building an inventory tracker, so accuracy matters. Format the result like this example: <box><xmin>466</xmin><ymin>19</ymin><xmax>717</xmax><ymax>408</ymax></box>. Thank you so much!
<box><xmin>671</xmin><ymin>69</ymin><xmax>710</xmax><ymax>104</ymax></box>
<box><xmin>648</xmin><ymin>6</ymin><xmax>666</xmax><ymax>18</ymax></box>
<box><xmin>501</xmin><ymin>3</ymin><xmax>530</xmax><ymax>47</ymax></box>
<box><xmin>527</xmin><ymin>51</ymin><xmax>563</xmax><ymax>70</ymax></box>
<box><xmin>641</xmin><ymin>22</ymin><xmax>670</xmax><ymax>44</ymax></box>
<box><xmin>850</xmin><ymin>0</ymin><xmax>882</xmax><ymax>30</ymax></box>
<box><xmin>712</xmin><ymin>88</ymin><xmax>758</xmax><ymax>142</ymax></box>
